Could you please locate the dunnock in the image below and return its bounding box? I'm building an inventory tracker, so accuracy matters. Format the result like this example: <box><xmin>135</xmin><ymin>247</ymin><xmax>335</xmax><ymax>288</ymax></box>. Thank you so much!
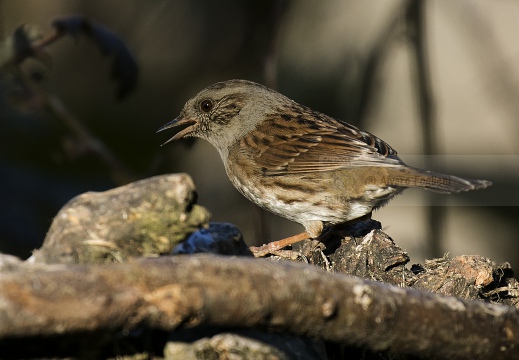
<box><xmin>159</xmin><ymin>80</ymin><xmax>491</xmax><ymax>256</ymax></box>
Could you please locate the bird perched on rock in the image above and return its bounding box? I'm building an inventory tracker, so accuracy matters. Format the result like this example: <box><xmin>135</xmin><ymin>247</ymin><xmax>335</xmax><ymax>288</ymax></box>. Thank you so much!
<box><xmin>158</xmin><ymin>79</ymin><xmax>491</xmax><ymax>256</ymax></box>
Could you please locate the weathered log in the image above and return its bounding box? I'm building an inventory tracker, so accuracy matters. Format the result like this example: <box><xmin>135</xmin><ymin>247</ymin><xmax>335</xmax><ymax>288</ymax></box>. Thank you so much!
<box><xmin>31</xmin><ymin>174</ymin><xmax>210</xmax><ymax>264</ymax></box>
<box><xmin>0</xmin><ymin>255</ymin><xmax>518</xmax><ymax>359</ymax></box>
<box><xmin>3</xmin><ymin>173</ymin><xmax>517</xmax><ymax>359</ymax></box>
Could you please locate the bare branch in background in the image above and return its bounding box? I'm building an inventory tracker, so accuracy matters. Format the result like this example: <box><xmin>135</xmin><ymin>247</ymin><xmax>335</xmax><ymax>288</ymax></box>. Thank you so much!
<box><xmin>349</xmin><ymin>1</ymin><xmax>410</xmax><ymax>128</ymax></box>
<box><xmin>252</xmin><ymin>0</ymin><xmax>290</xmax><ymax>245</ymax></box>
<box><xmin>263</xmin><ymin>0</ymin><xmax>289</xmax><ymax>89</ymax></box>
<box><xmin>406</xmin><ymin>0</ymin><xmax>444</xmax><ymax>258</ymax></box>
<box><xmin>1</xmin><ymin>17</ymin><xmax>140</xmax><ymax>185</ymax></box>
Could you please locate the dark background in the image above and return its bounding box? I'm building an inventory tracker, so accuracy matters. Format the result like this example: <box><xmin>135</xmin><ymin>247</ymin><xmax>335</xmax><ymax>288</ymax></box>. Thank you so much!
<box><xmin>0</xmin><ymin>0</ymin><xmax>517</xmax><ymax>267</ymax></box>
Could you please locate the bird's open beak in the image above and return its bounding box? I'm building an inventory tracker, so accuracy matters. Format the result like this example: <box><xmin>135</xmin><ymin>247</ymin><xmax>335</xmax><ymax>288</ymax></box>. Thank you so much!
<box><xmin>157</xmin><ymin>116</ymin><xmax>198</xmax><ymax>145</ymax></box>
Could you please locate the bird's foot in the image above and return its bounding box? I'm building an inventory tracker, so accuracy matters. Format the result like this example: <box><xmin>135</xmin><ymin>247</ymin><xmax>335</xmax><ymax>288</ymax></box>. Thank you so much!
<box><xmin>249</xmin><ymin>231</ymin><xmax>310</xmax><ymax>258</ymax></box>
<box><xmin>269</xmin><ymin>249</ymin><xmax>308</xmax><ymax>263</ymax></box>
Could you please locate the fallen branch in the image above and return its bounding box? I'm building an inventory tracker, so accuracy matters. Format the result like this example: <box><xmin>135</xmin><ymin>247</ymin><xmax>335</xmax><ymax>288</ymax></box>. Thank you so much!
<box><xmin>3</xmin><ymin>174</ymin><xmax>517</xmax><ymax>359</ymax></box>
<box><xmin>0</xmin><ymin>255</ymin><xmax>517</xmax><ymax>359</ymax></box>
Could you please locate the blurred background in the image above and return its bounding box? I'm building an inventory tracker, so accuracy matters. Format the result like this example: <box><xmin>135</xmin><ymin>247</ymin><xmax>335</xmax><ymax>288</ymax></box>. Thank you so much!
<box><xmin>0</xmin><ymin>0</ymin><xmax>517</xmax><ymax>267</ymax></box>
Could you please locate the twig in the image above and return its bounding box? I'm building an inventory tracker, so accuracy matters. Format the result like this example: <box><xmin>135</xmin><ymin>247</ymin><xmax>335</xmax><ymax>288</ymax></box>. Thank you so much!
<box><xmin>14</xmin><ymin>67</ymin><xmax>136</xmax><ymax>185</ymax></box>
<box><xmin>5</xmin><ymin>24</ymin><xmax>138</xmax><ymax>185</ymax></box>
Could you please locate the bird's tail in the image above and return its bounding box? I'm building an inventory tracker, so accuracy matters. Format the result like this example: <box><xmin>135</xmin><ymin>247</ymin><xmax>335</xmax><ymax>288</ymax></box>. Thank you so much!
<box><xmin>386</xmin><ymin>167</ymin><xmax>492</xmax><ymax>194</ymax></box>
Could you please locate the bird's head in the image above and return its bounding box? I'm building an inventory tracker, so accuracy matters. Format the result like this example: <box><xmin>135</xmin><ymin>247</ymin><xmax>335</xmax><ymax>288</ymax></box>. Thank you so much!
<box><xmin>158</xmin><ymin>79</ymin><xmax>286</xmax><ymax>155</ymax></box>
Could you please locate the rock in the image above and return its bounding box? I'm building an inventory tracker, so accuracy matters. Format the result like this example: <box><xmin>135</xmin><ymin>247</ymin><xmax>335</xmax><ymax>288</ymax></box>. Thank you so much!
<box><xmin>32</xmin><ymin>174</ymin><xmax>210</xmax><ymax>264</ymax></box>
<box><xmin>172</xmin><ymin>222</ymin><xmax>252</xmax><ymax>256</ymax></box>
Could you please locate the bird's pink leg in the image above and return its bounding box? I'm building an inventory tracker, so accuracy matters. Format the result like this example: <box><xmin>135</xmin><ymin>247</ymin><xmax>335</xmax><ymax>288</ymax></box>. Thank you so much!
<box><xmin>249</xmin><ymin>231</ymin><xmax>311</xmax><ymax>258</ymax></box>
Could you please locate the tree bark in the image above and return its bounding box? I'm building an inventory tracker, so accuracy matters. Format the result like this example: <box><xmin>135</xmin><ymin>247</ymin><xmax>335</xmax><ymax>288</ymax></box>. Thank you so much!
<box><xmin>2</xmin><ymin>173</ymin><xmax>518</xmax><ymax>359</ymax></box>
<box><xmin>0</xmin><ymin>255</ymin><xmax>518</xmax><ymax>359</ymax></box>
<box><xmin>31</xmin><ymin>173</ymin><xmax>210</xmax><ymax>264</ymax></box>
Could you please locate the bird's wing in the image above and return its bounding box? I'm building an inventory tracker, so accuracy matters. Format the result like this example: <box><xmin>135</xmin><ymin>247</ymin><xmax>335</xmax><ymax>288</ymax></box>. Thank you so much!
<box><xmin>239</xmin><ymin>111</ymin><xmax>404</xmax><ymax>176</ymax></box>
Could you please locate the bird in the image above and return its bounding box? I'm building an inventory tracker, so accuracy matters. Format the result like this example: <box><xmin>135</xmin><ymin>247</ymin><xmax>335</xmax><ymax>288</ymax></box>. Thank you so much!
<box><xmin>158</xmin><ymin>79</ymin><xmax>491</xmax><ymax>256</ymax></box>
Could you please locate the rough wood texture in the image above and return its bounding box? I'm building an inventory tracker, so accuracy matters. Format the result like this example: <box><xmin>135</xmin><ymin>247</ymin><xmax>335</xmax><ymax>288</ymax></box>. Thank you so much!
<box><xmin>0</xmin><ymin>255</ymin><xmax>518</xmax><ymax>359</ymax></box>
<box><xmin>1</xmin><ymin>174</ymin><xmax>518</xmax><ymax>359</ymax></box>
<box><xmin>298</xmin><ymin>220</ymin><xmax>518</xmax><ymax>307</ymax></box>
<box><xmin>31</xmin><ymin>174</ymin><xmax>210</xmax><ymax>264</ymax></box>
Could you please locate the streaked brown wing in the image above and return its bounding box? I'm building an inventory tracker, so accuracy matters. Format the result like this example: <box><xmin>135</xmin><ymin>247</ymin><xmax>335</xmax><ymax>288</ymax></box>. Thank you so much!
<box><xmin>240</xmin><ymin>112</ymin><xmax>403</xmax><ymax>176</ymax></box>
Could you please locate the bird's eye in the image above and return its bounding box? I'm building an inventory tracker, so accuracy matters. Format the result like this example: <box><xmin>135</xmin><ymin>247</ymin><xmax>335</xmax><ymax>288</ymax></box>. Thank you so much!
<box><xmin>200</xmin><ymin>99</ymin><xmax>214</xmax><ymax>113</ymax></box>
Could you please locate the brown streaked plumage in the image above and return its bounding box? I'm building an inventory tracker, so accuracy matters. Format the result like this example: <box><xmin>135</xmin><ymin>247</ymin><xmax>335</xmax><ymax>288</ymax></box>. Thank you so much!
<box><xmin>158</xmin><ymin>79</ymin><xmax>491</xmax><ymax>256</ymax></box>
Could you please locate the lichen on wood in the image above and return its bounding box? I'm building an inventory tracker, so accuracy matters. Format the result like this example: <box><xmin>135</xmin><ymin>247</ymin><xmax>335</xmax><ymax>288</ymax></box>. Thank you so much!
<box><xmin>31</xmin><ymin>174</ymin><xmax>210</xmax><ymax>264</ymax></box>
<box><xmin>2</xmin><ymin>173</ymin><xmax>519</xmax><ymax>359</ymax></box>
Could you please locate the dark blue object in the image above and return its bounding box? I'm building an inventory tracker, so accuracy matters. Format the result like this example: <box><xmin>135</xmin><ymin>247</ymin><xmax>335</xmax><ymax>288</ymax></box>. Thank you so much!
<box><xmin>173</xmin><ymin>222</ymin><xmax>252</xmax><ymax>256</ymax></box>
